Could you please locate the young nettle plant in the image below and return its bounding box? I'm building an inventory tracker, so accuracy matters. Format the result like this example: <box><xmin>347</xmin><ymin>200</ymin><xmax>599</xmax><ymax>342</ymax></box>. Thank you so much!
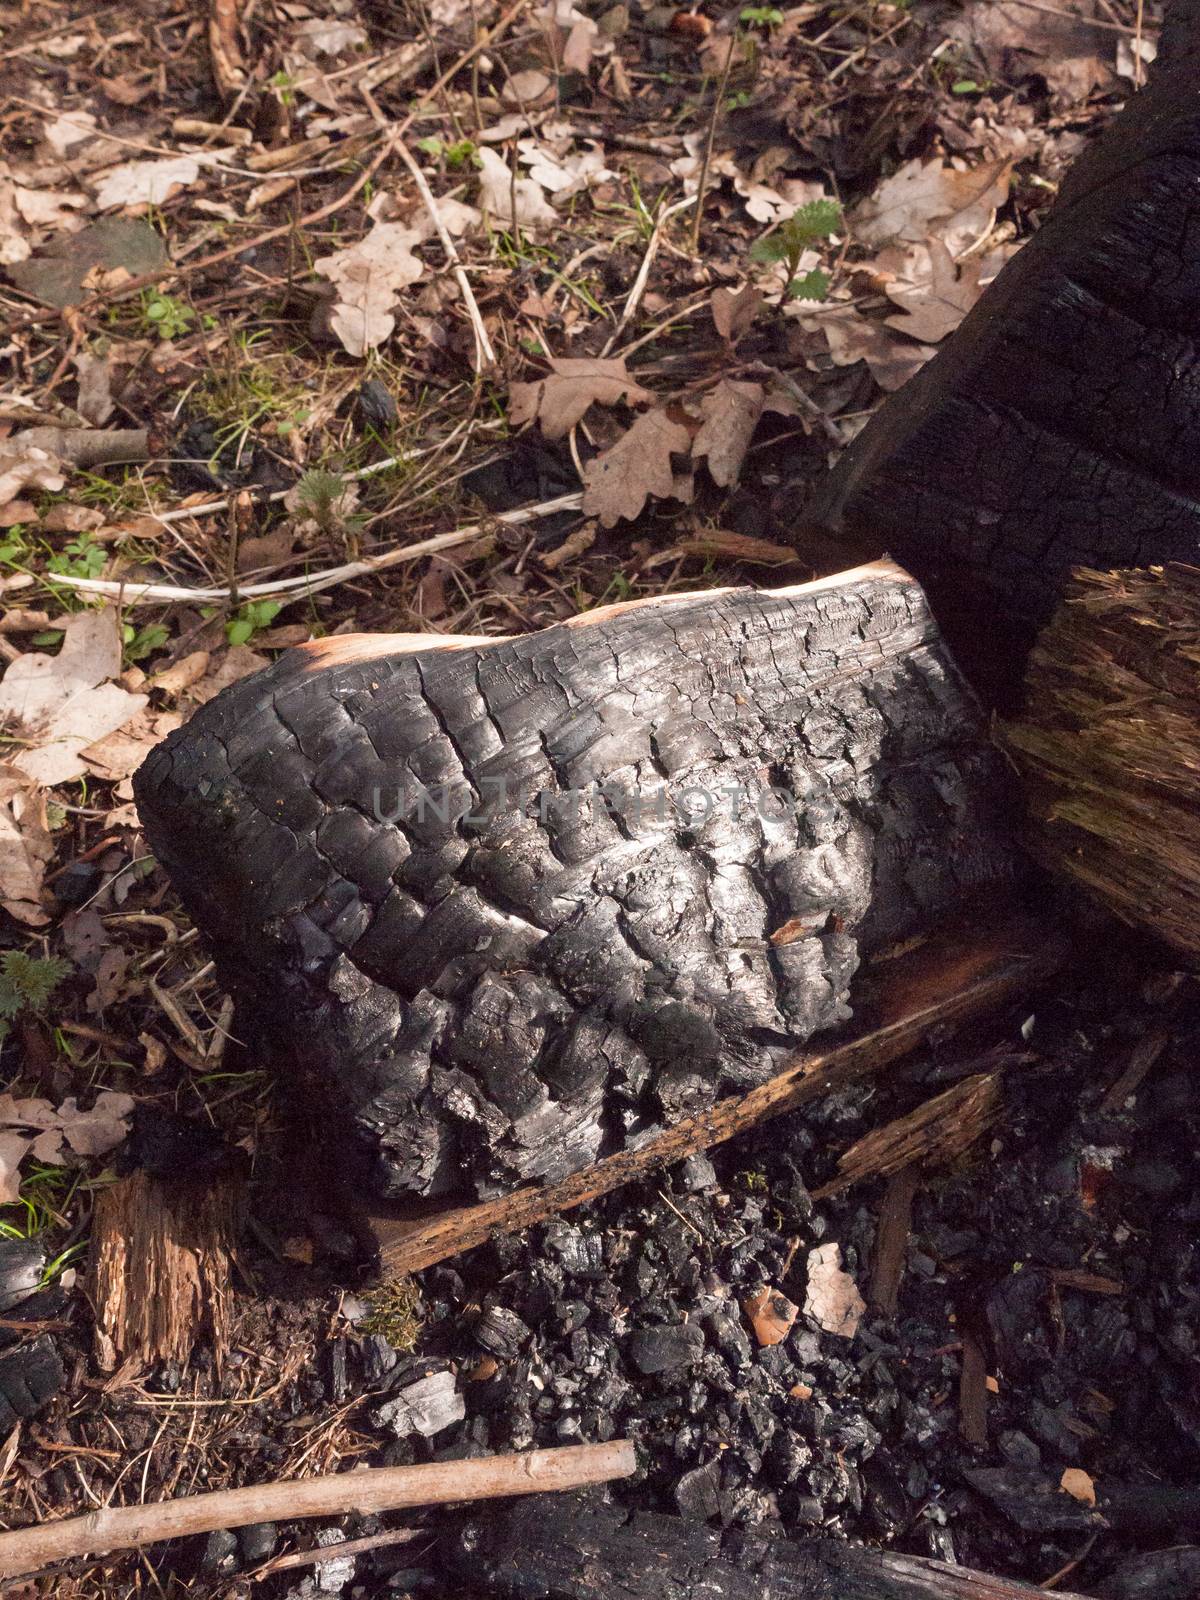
<box><xmin>750</xmin><ymin>197</ymin><xmax>843</xmax><ymax>303</ymax></box>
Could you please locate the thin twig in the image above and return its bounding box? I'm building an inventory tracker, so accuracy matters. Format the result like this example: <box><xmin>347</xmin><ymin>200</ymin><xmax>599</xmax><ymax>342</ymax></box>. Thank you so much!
<box><xmin>600</xmin><ymin>195</ymin><xmax>697</xmax><ymax>357</ymax></box>
<box><xmin>46</xmin><ymin>493</ymin><xmax>584</xmax><ymax>608</ymax></box>
<box><xmin>689</xmin><ymin>37</ymin><xmax>736</xmax><ymax>255</ymax></box>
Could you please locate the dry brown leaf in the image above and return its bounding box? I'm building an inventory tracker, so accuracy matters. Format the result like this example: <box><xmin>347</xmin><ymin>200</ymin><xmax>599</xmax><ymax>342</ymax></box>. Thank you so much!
<box><xmin>519</xmin><ymin>138</ymin><xmax>614</xmax><ymax>199</ymax></box>
<box><xmin>582</xmin><ymin>408</ymin><xmax>693</xmax><ymax>527</ymax></box>
<box><xmin>150</xmin><ymin>650</ymin><xmax>211</xmax><ymax>697</ymax></box>
<box><xmin>0</xmin><ymin>608</ymin><xmax>148</xmax><ymax>786</ymax></box>
<box><xmin>853</xmin><ymin>157</ymin><xmax>1011</xmax><ymax>255</ymax></box>
<box><xmin>509</xmin><ymin>356</ymin><xmax>652</xmax><ymax>441</ymax></box>
<box><xmin>476</xmin><ymin>146</ymin><xmax>557</xmax><ymax>229</ymax></box>
<box><xmin>314</xmin><ymin>223</ymin><xmax>427</xmax><ymax>357</ymax></box>
<box><xmin>82</xmin><ymin>708</ymin><xmax>180</xmax><ymax>790</ymax></box>
<box><xmin>1060</xmin><ymin>1467</ymin><xmax>1097</xmax><ymax>1506</ymax></box>
<box><xmin>502</xmin><ymin>69</ymin><xmax>555</xmax><ymax>105</ymax></box>
<box><xmin>804</xmin><ymin>1242</ymin><xmax>865</xmax><ymax>1339</ymax></box>
<box><xmin>0</xmin><ymin>444</ymin><xmax>65</xmax><ymax>509</ymax></box>
<box><xmin>710</xmin><ymin>285</ymin><xmax>763</xmax><ymax>345</ymax></box>
<box><xmin>693</xmin><ymin>379</ymin><xmax>764</xmax><ymax>488</ymax></box>
<box><xmin>0</xmin><ymin>1090</ymin><xmax>135</xmax><ymax>1178</ymax></box>
<box><xmin>0</xmin><ymin>771</ymin><xmax>53</xmax><ymax>926</ymax></box>
<box><xmin>75</xmin><ymin>349</ymin><xmax>114</xmax><ymax>426</ymax></box>
<box><xmin>948</xmin><ymin>0</ymin><xmax>1115</xmax><ymax>105</ymax></box>
<box><xmin>186</xmin><ymin>646</ymin><xmax>270</xmax><ymax>706</ymax></box>
<box><xmin>884</xmin><ymin>239</ymin><xmax>985</xmax><ymax>344</ymax></box>
<box><xmin>821</xmin><ymin>308</ymin><xmax>936</xmax><ymax>392</ymax></box>
<box><xmin>93</xmin><ymin>155</ymin><xmax>201</xmax><ymax>211</ymax></box>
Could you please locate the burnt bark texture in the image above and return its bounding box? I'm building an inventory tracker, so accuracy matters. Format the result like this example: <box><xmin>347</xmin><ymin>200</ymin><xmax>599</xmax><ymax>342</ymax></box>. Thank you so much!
<box><xmin>134</xmin><ymin>566</ymin><xmax>1015</xmax><ymax>1201</ymax></box>
<box><xmin>807</xmin><ymin>1</ymin><xmax>1200</xmax><ymax>698</ymax></box>
<box><xmin>453</xmin><ymin>1493</ymin><xmax>1088</xmax><ymax>1600</ymax></box>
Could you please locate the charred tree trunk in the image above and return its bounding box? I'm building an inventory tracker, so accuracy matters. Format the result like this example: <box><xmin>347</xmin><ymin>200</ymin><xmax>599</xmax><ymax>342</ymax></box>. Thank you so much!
<box><xmin>807</xmin><ymin>1</ymin><xmax>1200</xmax><ymax>702</ymax></box>
<box><xmin>452</xmin><ymin>1493</ymin><xmax>1089</xmax><ymax>1600</ymax></box>
<box><xmin>1002</xmin><ymin>563</ymin><xmax>1200</xmax><ymax>962</ymax></box>
<box><xmin>134</xmin><ymin>562</ymin><xmax>1017</xmax><ymax>1203</ymax></box>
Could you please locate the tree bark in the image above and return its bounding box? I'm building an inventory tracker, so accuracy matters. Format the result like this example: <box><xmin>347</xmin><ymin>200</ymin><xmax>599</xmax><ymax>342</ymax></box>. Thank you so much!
<box><xmin>453</xmin><ymin>1493</ymin><xmax>1090</xmax><ymax>1600</ymax></box>
<box><xmin>135</xmin><ymin>562</ymin><xmax>1018</xmax><ymax>1203</ymax></box>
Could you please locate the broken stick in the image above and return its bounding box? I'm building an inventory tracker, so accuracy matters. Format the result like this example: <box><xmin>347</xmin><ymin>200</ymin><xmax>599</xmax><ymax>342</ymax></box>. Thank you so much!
<box><xmin>364</xmin><ymin>914</ymin><xmax>1064</xmax><ymax>1278</ymax></box>
<box><xmin>0</xmin><ymin>1440</ymin><xmax>635</xmax><ymax>1582</ymax></box>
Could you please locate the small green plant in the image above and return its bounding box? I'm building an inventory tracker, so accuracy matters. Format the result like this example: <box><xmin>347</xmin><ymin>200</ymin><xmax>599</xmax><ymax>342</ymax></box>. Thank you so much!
<box><xmin>122</xmin><ymin>621</ymin><xmax>170</xmax><ymax>664</ymax></box>
<box><xmin>416</xmin><ymin>135</ymin><xmax>480</xmax><ymax>169</ymax></box>
<box><xmin>226</xmin><ymin>598</ymin><xmax>282</xmax><ymax>647</ymax></box>
<box><xmin>47</xmin><ymin>534</ymin><xmax>105</xmax><ymax>581</ymax></box>
<box><xmin>359</xmin><ymin>1277</ymin><xmax>423</xmax><ymax>1351</ymax></box>
<box><xmin>291</xmin><ymin>467</ymin><xmax>368</xmax><ymax>554</ymax></box>
<box><xmin>739</xmin><ymin>5</ymin><xmax>783</xmax><ymax>24</ymax></box>
<box><xmin>268</xmin><ymin>69</ymin><xmax>297</xmax><ymax>106</ymax></box>
<box><xmin>140</xmin><ymin>289</ymin><xmax>194</xmax><ymax>340</ymax></box>
<box><xmin>0</xmin><ymin>951</ymin><xmax>71</xmax><ymax>1048</ymax></box>
<box><xmin>750</xmin><ymin>197</ymin><xmax>842</xmax><ymax>302</ymax></box>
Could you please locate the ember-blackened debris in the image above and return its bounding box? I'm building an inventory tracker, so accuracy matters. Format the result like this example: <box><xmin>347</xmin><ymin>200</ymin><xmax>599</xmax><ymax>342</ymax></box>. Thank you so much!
<box><xmin>388</xmin><ymin>957</ymin><xmax>1200</xmax><ymax>1593</ymax></box>
<box><xmin>0</xmin><ymin>1335</ymin><xmax>65</xmax><ymax>1432</ymax></box>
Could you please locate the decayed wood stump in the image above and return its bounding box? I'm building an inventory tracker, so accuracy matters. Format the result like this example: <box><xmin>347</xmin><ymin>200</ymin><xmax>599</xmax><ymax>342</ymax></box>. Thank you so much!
<box><xmin>134</xmin><ymin>562</ymin><xmax>1017</xmax><ymax>1201</ymax></box>
<box><xmin>807</xmin><ymin>1</ymin><xmax>1200</xmax><ymax>697</ymax></box>
<box><xmin>1003</xmin><ymin>564</ymin><xmax>1200</xmax><ymax>962</ymax></box>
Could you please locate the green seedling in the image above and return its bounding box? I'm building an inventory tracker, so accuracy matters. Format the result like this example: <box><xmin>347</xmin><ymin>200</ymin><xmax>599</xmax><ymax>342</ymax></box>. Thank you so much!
<box><xmin>749</xmin><ymin>197</ymin><xmax>842</xmax><ymax>303</ymax></box>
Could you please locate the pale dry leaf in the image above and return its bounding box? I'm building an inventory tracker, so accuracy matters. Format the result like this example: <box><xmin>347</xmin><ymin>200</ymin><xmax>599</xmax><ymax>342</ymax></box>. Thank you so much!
<box><xmin>1060</xmin><ymin>1467</ymin><xmax>1097</xmax><ymax>1506</ymax></box>
<box><xmin>0</xmin><ymin>1133</ymin><xmax>31</xmax><ymax>1205</ymax></box>
<box><xmin>508</xmin><ymin>356</ymin><xmax>653</xmax><ymax>440</ymax></box>
<box><xmin>734</xmin><ymin>173</ymin><xmax>829</xmax><ymax>227</ymax></box>
<box><xmin>93</xmin><ymin>155</ymin><xmax>201</xmax><ymax>211</ymax></box>
<box><xmin>519</xmin><ymin>138</ymin><xmax>614</xmax><ymax>199</ymax></box>
<box><xmin>582</xmin><ymin>408</ymin><xmax>693</xmax><ymax>527</ymax></box>
<box><xmin>295</xmin><ymin>17</ymin><xmax>370</xmax><ymax>54</ymax></box>
<box><xmin>947</xmin><ymin>0</ymin><xmax>1115</xmax><ymax>104</ymax></box>
<box><xmin>563</xmin><ymin>16</ymin><xmax>598</xmax><ymax>72</ymax></box>
<box><xmin>81</xmin><ymin>708</ymin><xmax>179</xmax><ymax>786</ymax></box>
<box><xmin>0</xmin><ymin>775</ymin><xmax>53</xmax><ymax>927</ymax></box>
<box><xmin>75</xmin><ymin>349</ymin><xmax>114</xmax><ymax>426</ymax></box>
<box><xmin>150</xmin><ymin>650</ymin><xmax>211</xmax><ymax>697</ymax></box>
<box><xmin>502</xmin><ymin>69</ymin><xmax>555</xmax><ymax>106</ymax></box>
<box><xmin>1116</xmin><ymin>34</ymin><xmax>1156</xmax><ymax>80</ymax></box>
<box><xmin>692</xmin><ymin>379</ymin><xmax>764</xmax><ymax>488</ymax></box>
<box><xmin>41</xmin><ymin>111</ymin><xmax>99</xmax><ymax>161</ymax></box>
<box><xmin>186</xmin><ymin>646</ymin><xmax>270</xmax><ymax>706</ymax></box>
<box><xmin>884</xmin><ymin>238</ymin><xmax>985</xmax><ymax>343</ymax></box>
<box><xmin>13</xmin><ymin>185</ymin><xmax>88</xmax><ymax>232</ymax></box>
<box><xmin>710</xmin><ymin>284</ymin><xmax>763</xmax><ymax>345</ymax></box>
<box><xmin>853</xmin><ymin>157</ymin><xmax>1011</xmax><ymax>254</ymax></box>
<box><xmin>0</xmin><ymin>444</ymin><xmax>65</xmax><ymax>509</ymax></box>
<box><xmin>0</xmin><ymin>607</ymin><xmax>148</xmax><ymax>785</ymax></box>
<box><xmin>314</xmin><ymin>223</ymin><xmax>427</xmax><ymax>357</ymax></box>
<box><xmin>477</xmin><ymin>146</ymin><xmax>557</xmax><ymax>229</ymax></box>
<box><xmin>804</xmin><ymin>1242</ymin><xmax>865</xmax><ymax>1339</ymax></box>
<box><xmin>821</xmin><ymin>307</ymin><xmax>936</xmax><ymax>392</ymax></box>
<box><xmin>0</xmin><ymin>169</ymin><xmax>30</xmax><ymax>266</ymax></box>
<box><xmin>56</xmin><ymin>1091</ymin><xmax>136</xmax><ymax>1156</ymax></box>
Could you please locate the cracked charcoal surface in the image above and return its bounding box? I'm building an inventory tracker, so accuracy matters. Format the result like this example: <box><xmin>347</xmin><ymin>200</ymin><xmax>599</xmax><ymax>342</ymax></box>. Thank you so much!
<box><xmin>808</xmin><ymin>5</ymin><xmax>1200</xmax><ymax>698</ymax></box>
<box><xmin>134</xmin><ymin>571</ymin><xmax>1015</xmax><ymax>1200</ymax></box>
<box><xmin>396</xmin><ymin>959</ymin><xmax>1200</xmax><ymax>1594</ymax></box>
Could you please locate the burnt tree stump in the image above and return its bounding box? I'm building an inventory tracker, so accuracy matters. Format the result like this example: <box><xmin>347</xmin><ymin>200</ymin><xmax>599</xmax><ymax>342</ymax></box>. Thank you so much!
<box><xmin>807</xmin><ymin>0</ymin><xmax>1200</xmax><ymax>699</ymax></box>
<box><xmin>134</xmin><ymin>562</ymin><xmax>1016</xmax><ymax>1202</ymax></box>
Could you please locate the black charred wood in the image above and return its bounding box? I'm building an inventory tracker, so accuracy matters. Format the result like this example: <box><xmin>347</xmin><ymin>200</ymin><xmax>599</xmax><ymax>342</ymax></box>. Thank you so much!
<box><xmin>0</xmin><ymin>1336</ymin><xmax>64</xmax><ymax>1433</ymax></box>
<box><xmin>452</xmin><ymin>1492</ymin><xmax>1089</xmax><ymax>1600</ymax></box>
<box><xmin>134</xmin><ymin>565</ymin><xmax>1016</xmax><ymax>1202</ymax></box>
<box><xmin>807</xmin><ymin>1</ymin><xmax>1200</xmax><ymax>699</ymax></box>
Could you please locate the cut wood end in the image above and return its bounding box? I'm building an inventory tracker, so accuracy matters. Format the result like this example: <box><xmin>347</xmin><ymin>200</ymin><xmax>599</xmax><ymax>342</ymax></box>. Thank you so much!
<box><xmin>291</xmin><ymin>560</ymin><xmax>918</xmax><ymax>673</ymax></box>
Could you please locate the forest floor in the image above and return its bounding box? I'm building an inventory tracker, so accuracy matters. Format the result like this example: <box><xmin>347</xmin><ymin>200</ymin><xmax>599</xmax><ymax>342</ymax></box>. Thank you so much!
<box><xmin>0</xmin><ymin>1</ymin><xmax>1190</xmax><ymax>1597</ymax></box>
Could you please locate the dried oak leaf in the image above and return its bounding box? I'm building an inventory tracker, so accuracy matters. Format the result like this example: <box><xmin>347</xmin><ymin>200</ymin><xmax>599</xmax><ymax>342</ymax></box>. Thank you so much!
<box><xmin>582</xmin><ymin>408</ymin><xmax>693</xmax><ymax>527</ymax></box>
<box><xmin>93</xmin><ymin>155</ymin><xmax>201</xmax><ymax>211</ymax></box>
<box><xmin>314</xmin><ymin>223</ymin><xmax>427</xmax><ymax>358</ymax></box>
<box><xmin>821</xmin><ymin>307</ymin><xmax>935</xmax><ymax>393</ymax></box>
<box><xmin>693</xmin><ymin>378</ymin><xmax>764</xmax><ymax>488</ymax></box>
<box><xmin>0</xmin><ymin>767</ymin><xmax>53</xmax><ymax>927</ymax></box>
<box><xmin>0</xmin><ymin>445</ymin><xmax>65</xmax><ymax>508</ymax></box>
<box><xmin>508</xmin><ymin>356</ymin><xmax>653</xmax><ymax>440</ymax></box>
<box><xmin>710</xmin><ymin>284</ymin><xmax>763</xmax><ymax>346</ymax></box>
<box><xmin>852</xmin><ymin>157</ymin><xmax>1011</xmax><ymax>254</ymax></box>
<box><xmin>884</xmin><ymin>238</ymin><xmax>985</xmax><ymax>344</ymax></box>
<box><xmin>476</xmin><ymin>146</ymin><xmax>557</xmax><ymax>230</ymax></box>
<box><xmin>0</xmin><ymin>607</ymin><xmax>147</xmax><ymax>786</ymax></box>
<box><xmin>804</xmin><ymin>1242</ymin><xmax>865</xmax><ymax>1339</ymax></box>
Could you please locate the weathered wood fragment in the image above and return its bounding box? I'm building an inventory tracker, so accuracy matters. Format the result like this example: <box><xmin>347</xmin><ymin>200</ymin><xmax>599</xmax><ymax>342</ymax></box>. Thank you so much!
<box><xmin>365</xmin><ymin>914</ymin><xmax>1063</xmax><ymax>1278</ymax></box>
<box><xmin>135</xmin><ymin>562</ymin><xmax>1018</xmax><ymax>1204</ymax></box>
<box><xmin>1002</xmin><ymin>565</ymin><xmax>1200</xmax><ymax>963</ymax></box>
<box><xmin>454</xmin><ymin>1493</ymin><xmax>1090</xmax><ymax>1600</ymax></box>
<box><xmin>87</xmin><ymin>1168</ymin><xmax>238</xmax><ymax>1372</ymax></box>
<box><xmin>868</xmin><ymin>1166</ymin><xmax>919</xmax><ymax>1315</ymax></box>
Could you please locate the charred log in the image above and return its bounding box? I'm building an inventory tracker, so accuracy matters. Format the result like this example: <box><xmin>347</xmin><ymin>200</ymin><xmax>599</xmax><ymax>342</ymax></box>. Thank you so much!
<box><xmin>134</xmin><ymin>562</ymin><xmax>1017</xmax><ymax>1203</ymax></box>
<box><xmin>807</xmin><ymin>2</ymin><xmax>1200</xmax><ymax>700</ymax></box>
<box><xmin>453</xmin><ymin>1492</ymin><xmax>1089</xmax><ymax>1600</ymax></box>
